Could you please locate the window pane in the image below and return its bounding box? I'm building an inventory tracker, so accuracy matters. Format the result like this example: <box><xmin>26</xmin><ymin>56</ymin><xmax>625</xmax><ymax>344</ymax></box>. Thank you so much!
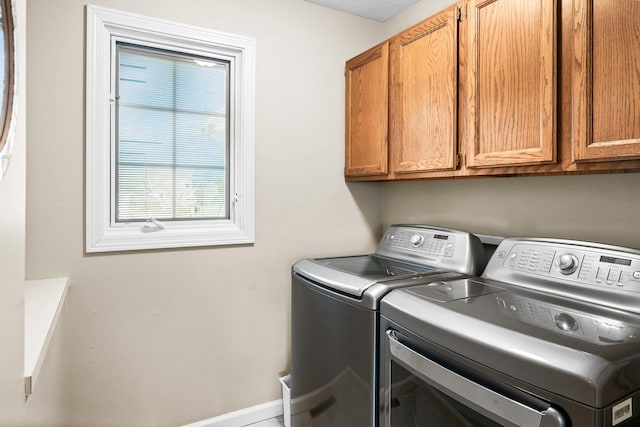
<box><xmin>175</xmin><ymin>168</ymin><xmax>226</xmax><ymax>218</ymax></box>
<box><xmin>175</xmin><ymin>113</ymin><xmax>226</xmax><ymax>167</ymax></box>
<box><xmin>118</xmin><ymin>106</ymin><xmax>175</xmax><ymax>166</ymax></box>
<box><xmin>116</xmin><ymin>165</ymin><xmax>226</xmax><ymax>221</ymax></box>
<box><xmin>115</xmin><ymin>43</ymin><xmax>229</xmax><ymax>222</ymax></box>
<box><xmin>175</xmin><ymin>60</ymin><xmax>228</xmax><ymax>114</ymax></box>
<box><xmin>117</xmin><ymin>165</ymin><xmax>174</xmax><ymax>221</ymax></box>
<box><xmin>119</xmin><ymin>50</ymin><xmax>175</xmax><ymax>109</ymax></box>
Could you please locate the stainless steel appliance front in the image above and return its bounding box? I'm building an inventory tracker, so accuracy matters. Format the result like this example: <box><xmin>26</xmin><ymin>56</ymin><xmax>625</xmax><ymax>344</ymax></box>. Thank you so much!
<box><xmin>381</xmin><ymin>324</ymin><xmax>567</xmax><ymax>427</ymax></box>
<box><xmin>290</xmin><ymin>225</ymin><xmax>488</xmax><ymax>427</ymax></box>
<box><xmin>379</xmin><ymin>238</ymin><xmax>640</xmax><ymax>427</ymax></box>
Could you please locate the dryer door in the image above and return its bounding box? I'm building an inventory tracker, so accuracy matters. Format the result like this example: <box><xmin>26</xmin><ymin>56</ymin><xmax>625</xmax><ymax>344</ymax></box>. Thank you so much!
<box><xmin>382</xmin><ymin>329</ymin><xmax>567</xmax><ymax>427</ymax></box>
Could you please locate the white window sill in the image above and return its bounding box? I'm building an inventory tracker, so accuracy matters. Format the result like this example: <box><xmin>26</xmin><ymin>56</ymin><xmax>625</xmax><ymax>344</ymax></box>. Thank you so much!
<box><xmin>24</xmin><ymin>277</ymin><xmax>69</xmax><ymax>395</ymax></box>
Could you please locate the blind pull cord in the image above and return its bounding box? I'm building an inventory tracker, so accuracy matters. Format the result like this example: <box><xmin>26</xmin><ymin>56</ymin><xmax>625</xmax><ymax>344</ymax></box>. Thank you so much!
<box><xmin>140</xmin><ymin>218</ymin><xmax>166</xmax><ymax>233</ymax></box>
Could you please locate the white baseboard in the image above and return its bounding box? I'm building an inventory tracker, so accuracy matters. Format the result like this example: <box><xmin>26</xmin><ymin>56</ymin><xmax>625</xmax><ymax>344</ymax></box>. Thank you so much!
<box><xmin>182</xmin><ymin>399</ymin><xmax>284</xmax><ymax>427</ymax></box>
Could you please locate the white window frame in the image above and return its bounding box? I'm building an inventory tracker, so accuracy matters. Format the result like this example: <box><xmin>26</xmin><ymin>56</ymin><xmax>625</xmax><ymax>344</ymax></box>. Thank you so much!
<box><xmin>85</xmin><ymin>5</ymin><xmax>255</xmax><ymax>253</ymax></box>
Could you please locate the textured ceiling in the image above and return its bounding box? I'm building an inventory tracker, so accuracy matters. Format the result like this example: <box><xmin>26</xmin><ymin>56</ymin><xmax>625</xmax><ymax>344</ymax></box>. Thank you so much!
<box><xmin>304</xmin><ymin>0</ymin><xmax>419</xmax><ymax>22</ymax></box>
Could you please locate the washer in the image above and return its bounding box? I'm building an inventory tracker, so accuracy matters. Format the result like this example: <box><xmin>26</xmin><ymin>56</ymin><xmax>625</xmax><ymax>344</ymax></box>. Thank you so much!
<box><xmin>290</xmin><ymin>224</ymin><xmax>489</xmax><ymax>427</ymax></box>
<box><xmin>380</xmin><ymin>237</ymin><xmax>640</xmax><ymax>427</ymax></box>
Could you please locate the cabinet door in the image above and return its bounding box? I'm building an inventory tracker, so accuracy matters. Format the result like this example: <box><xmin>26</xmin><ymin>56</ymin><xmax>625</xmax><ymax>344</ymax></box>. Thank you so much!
<box><xmin>573</xmin><ymin>0</ymin><xmax>640</xmax><ymax>162</ymax></box>
<box><xmin>345</xmin><ymin>42</ymin><xmax>389</xmax><ymax>177</ymax></box>
<box><xmin>390</xmin><ymin>6</ymin><xmax>459</xmax><ymax>174</ymax></box>
<box><xmin>466</xmin><ymin>0</ymin><xmax>557</xmax><ymax>168</ymax></box>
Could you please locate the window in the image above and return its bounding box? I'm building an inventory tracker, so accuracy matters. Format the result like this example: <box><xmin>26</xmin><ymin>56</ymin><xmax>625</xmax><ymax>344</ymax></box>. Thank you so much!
<box><xmin>116</xmin><ymin>45</ymin><xmax>230</xmax><ymax>222</ymax></box>
<box><xmin>86</xmin><ymin>5</ymin><xmax>255</xmax><ymax>252</ymax></box>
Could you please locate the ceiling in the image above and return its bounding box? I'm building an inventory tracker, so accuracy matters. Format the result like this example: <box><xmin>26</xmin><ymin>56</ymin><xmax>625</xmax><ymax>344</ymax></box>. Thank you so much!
<box><xmin>304</xmin><ymin>0</ymin><xmax>419</xmax><ymax>22</ymax></box>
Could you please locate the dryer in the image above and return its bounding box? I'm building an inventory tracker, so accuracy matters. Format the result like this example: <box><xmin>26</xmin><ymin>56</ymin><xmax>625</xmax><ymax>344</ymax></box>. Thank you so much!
<box><xmin>379</xmin><ymin>237</ymin><xmax>640</xmax><ymax>427</ymax></box>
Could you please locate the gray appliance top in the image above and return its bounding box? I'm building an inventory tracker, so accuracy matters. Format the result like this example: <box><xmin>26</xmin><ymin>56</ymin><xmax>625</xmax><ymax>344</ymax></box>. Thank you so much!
<box><xmin>293</xmin><ymin>224</ymin><xmax>486</xmax><ymax>300</ymax></box>
<box><xmin>483</xmin><ymin>237</ymin><xmax>640</xmax><ymax>313</ymax></box>
<box><xmin>381</xmin><ymin>237</ymin><xmax>640</xmax><ymax>408</ymax></box>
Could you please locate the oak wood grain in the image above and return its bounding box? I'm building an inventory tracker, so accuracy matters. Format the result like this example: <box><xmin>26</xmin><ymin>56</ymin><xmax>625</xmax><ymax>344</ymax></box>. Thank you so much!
<box><xmin>345</xmin><ymin>42</ymin><xmax>389</xmax><ymax>177</ymax></box>
<box><xmin>346</xmin><ymin>0</ymin><xmax>640</xmax><ymax>182</ymax></box>
<box><xmin>573</xmin><ymin>0</ymin><xmax>640</xmax><ymax>162</ymax></box>
<box><xmin>389</xmin><ymin>6</ymin><xmax>459</xmax><ymax>175</ymax></box>
<box><xmin>466</xmin><ymin>0</ymin><xmax>557</xmax><ymax>168</ymax></box>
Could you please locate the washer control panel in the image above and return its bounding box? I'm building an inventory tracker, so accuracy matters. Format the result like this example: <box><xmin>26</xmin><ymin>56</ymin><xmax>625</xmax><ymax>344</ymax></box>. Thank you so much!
<box><xmin>382</xmin><ymin>228</ymin><xmax>455</xmax><ymax>258</ymax></box>
<box><xmin>489</xmin><ymin>240</ymin><xmax>640</xmax><ymax>295</ymax></box>
<box><xmin>374</xmin><ymin>225</ymin><xmax>485</xmax><ymax>275</ymax></box>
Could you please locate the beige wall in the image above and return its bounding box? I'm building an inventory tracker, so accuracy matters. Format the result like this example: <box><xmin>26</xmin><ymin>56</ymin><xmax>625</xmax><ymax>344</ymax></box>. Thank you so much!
<box><xmin>0</xmin><ymin>0</ymin><xmax>66</xmax><ymax>424</ymax></box>
<box><xmin>26</xmin><ymin>0</ymin><xmax>382</xmax><ymax>425</ymax></box>
<box><xmin>0</xmin><ymin>0</ymin><xmax>27</xmax><ymax>422</ymax></box>
<box><xmin>384</xmin><ymin>0</ymin><xmax>454</xmax><ymax>36</ymax></box>
<box><xmin>382</xmin><ymin>173</ymin><xmax>640</xmax><ymax>248</ymax></box>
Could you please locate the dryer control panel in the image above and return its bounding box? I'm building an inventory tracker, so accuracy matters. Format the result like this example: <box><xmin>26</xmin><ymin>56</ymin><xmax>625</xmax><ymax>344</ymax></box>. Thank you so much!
<box><xmin>484</xmin><ymin>238</ymin><xmax>640</xmax><ymax>313</ymax></box>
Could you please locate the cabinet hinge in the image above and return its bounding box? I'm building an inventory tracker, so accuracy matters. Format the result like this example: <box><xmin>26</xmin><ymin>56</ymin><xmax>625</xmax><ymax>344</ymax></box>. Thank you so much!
<box><xmin>456</xmin><ymin>7</ymin><xmax>463</xmax><ymax>22</ymax></box>
<box><xmin>456</xmin><ymin>154</ymin><xmax>461</xmax><ymax>168</ymax></box>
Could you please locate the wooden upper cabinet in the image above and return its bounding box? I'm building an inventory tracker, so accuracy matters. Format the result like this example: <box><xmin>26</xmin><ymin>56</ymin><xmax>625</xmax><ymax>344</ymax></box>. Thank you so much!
<box><xmin>573</xmin><ymin>0</ymin><xmax>640</xmax><ymax>162</ymax></box>
<box><xmin>345</xmin><ymin>42</ymin><xmax>389</xmax><ymax>177</ymax></box>
<box><xmin>389</xmin><ymin>6</ymin><xmax>459</xmax><ymax>174</ymax></box>
<box><xmin>465</xmin><ymin>0</ymin><xmax>557</xmax><ymax>168</ymax></box>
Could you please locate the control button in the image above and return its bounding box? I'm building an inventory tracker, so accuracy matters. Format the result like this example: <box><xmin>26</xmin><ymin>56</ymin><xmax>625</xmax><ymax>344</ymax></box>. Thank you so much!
<box><xmin>634</xmin><ymin>271</ymin><xmax>640</xmax><ymax>280</ymax></box>
<box><xmin>555</xmin><ymin>313</ymin><xmax>579</xmax><ymax>331</ymax></box>
<box><xmin>556</xmin><ymin>253</ymin><xmax>579</xmax><ymax>275</ymax></box>
<box><xmin>410</xmin><ymin>234</ymin><xmax>424</xmax><ymax>247</ymax></box>
<box><xmin>606</xmin><ymin>271</ymin><xmax>620</xmax><ymax>286</ymax></box>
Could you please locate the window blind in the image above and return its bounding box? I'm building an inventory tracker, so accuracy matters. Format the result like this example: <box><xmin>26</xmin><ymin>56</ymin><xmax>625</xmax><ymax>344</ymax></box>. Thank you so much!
<box><xmin>115</xmin><ymin>44</ymin><xmax>230</xmax><ymax>223</ymax></box>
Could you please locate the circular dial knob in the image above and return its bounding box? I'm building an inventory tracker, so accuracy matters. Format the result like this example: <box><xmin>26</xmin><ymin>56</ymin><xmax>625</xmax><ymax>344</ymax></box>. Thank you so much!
<box><xmin>555</xmin><ymin>313</ymin><xmax>578</xmax><ymax>331</ymax></box>
<box><xmin>556</xmin><ymin>253</ymin><xmax>579</xmax><ymax>275</ymax></box>
<box><xmin>410</xmin><ymin>234</ymin><xmax>424</xmax><ymax>247</ymax></box>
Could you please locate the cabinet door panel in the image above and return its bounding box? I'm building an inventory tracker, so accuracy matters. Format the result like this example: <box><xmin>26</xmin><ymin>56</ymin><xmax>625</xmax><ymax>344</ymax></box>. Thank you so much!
<box><xmin>390</xmin><ymin>7</ymin><xmax>459</xmax><ymax>174</ymax></box>
<box><xmin>466</xmin><ymin>0</ymin><xmax>557</xmax><ymax>168</ymax></box>
<box><xmin>573</xmin><ymin>0</ymin><xmax>640</xmax><ymax>161</ymax></box>
<box><xmin>345</xmin><ymin>43</ymin><xmax>389</xmax><ymax>177</ymax></box>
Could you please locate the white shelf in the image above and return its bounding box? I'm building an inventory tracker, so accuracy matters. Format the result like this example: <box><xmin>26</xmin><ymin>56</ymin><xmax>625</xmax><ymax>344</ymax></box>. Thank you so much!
<box><xmin>24</xmin><ymin>277</ymin><xmax>69</xmax><ymax>395</ymax></box>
